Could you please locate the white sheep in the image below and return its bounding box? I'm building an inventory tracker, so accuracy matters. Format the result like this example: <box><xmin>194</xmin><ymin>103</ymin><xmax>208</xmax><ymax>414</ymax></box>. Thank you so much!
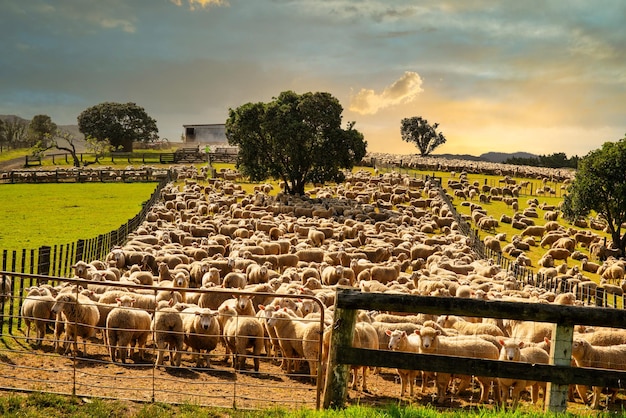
<box><xmin>416</xmin><ymin>326</ymin><xmax>499</xmax><ymax>404</ymax></box>
<box><xmin>571</xmin><ymin>338</ymin><xmax>626</xmax><ymax>409</ymax></box>
<box><xmin>386</xmin><ymin>328</ymin><xmax>421</xmax><ymax>397</ymax></box>
<box><xmin>498</xmin><ymin>339</ymin><xmax>549</xmax><ymax>409</ymax></box>
<box><xmin>51</xmin><ymin>292</ymin><xmax>100</xmax><ymax>356</ymax></box>
<box><xmin>21</xmin><ymin>287</ymin><xmax>55</xmax><ymax>346</ymax></box>
<box><xmin>106</xmin><ymin>295</ymin><xmax>151</xmax><ymax>363</ymax></box>
<box><xmin>266</xmin><ymin>307</ymin><xmax>321</xmax><ymax>377</ymax></box>
<box><xmin>221</xmin><ymin>304</ymin><xmax>265</xmax><ymax>372</ymax></box>
<box><xmin>152</xmin><ymin>299</ymin><xmax>184</xmax><ymax>367</ymax></box>
<box><xmin>181</xmin><ymin>307</ymin><xmax>220</xmax><ymax>367</ymax></box>
<box><xmin>437</xmin><ymin>315</ymin><xmax>504</xmax><ymax>337</ymax></box>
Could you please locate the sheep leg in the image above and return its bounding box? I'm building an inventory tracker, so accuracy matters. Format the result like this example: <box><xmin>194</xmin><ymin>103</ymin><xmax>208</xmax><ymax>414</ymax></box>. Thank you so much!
<box><xmin>590</xmin><ymin>386</ymin><xmax>602</xmax><ymax>409</ymax></box>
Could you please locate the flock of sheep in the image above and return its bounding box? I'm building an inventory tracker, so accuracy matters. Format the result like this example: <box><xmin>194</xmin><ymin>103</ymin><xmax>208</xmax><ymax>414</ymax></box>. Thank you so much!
<box><xmin>16</xmin><ymin>158</ymin><xmax>626</xmax><ymax>411</ymax></box>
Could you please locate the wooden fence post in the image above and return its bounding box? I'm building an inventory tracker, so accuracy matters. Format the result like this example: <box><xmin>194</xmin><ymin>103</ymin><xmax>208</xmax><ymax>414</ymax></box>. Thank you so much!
<box><xmin>546</xmin><ymin>323</ymin><xmax>574</xmax><ymax>412</ymax></box>
<box><xmin>322</xmin><ymin>288</ymin><xmax>358</xmax><ymax>409</ymax></box>
<box><xmin>37</xmin><ymin>246</ymin><xmax>51</xmax><ymax>276</ymax></box>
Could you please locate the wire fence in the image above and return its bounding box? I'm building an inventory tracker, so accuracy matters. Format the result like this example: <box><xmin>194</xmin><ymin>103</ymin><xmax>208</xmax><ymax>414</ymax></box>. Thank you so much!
<box><xmin>0</xmin><ymin>273</ymin><xmax>325</xmax><ymax>409</ymax></box>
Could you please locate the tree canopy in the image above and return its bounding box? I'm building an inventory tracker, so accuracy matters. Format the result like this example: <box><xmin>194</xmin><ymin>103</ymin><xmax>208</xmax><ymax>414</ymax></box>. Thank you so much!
<box><xmin>77</xmin><ymin>102</ymin><xmax>158</xmax><ymax>152</ymax></box>
<box><xmin>562</xmin><ymin>135</ymin><xmax>626</xmax><ymax>255</ymax></box>
<box><xmin>28</xmin><ymin>114</ymin><xmax>57</xmax><ymax>144</ymax></box>
<box><xmin>225</xmin><ymin>91</ymin><xmax>367</xmax><ymax>195</ymax></box>
<box><xmin>400</xmin><ymin>116</ymin><xmax>446</xmax><ymax>156</ymax></box>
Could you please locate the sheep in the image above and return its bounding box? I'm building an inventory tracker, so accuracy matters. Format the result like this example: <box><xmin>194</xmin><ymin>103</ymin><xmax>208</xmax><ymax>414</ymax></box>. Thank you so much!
<box><xmin>505</xmin><ymin>319</ymin><xmax>552</xmax><ymax>343</ymax></box>
<box><xmin>106</xmin><ymin>295</ymin><xmax>152</xmax><ymax>363</ymax></box>
<box><xmin>21</xmin><ymin>289</ymin><xmax>55</xmax><ymax>346</ymax></box>
<box><xmin>152</xmin><ymin>299</ymin><xmax>184</xmax><ymax>367</ymax></box>
<box><xmin>201</xmin><ymin>267</ymin><xmax>221</xmax><ymax>287</ymax></box>
<box><xmin>437</xmin><ymin>315</ymin><xmax>504</xmax><ymax>337</ymax></box>
<box><xmin>520</xmin><ymin>225</ymin><xmax>546</xmax><ymax>238</ymax></box>
<box><xmin>571</xmin><ymin>338</ymin><xmax>626</xmax><ymax>409</ymax></box>
<box><xmin>545</xmin><ymin>248</ymin><xmax>571</xmax><ymax>262</ymax></box>
<box><xmin>266</xmin><ymin>307</ymin><xmax>321</xmax><ymax>376</ymax></box>
<box><xmin>307</xmin><ymin>228</ymin><xmax>326</xmax><ymax>247</ymax></box>
<box><xmin>498</xmin><ymin>339</ymin><xmax>550</xmax><ymax>409</ymax></box>
<box><xmin>416</xmin><ymin>326</ymin><xmax>499</xmax><ymax>404</ymax></box>
<box><xmin>370</xmin><ymin>265</ymin><xmax>400</xmax><ymax>284</ymax></box>
<box><xmin>246</xmin><ymin>263</ymin><xmax>270</xmax><ymax>284</ymax></box>
<box><xmin>349</xmin><ymin>322</ymin><xmax>379</xmax><ymax>392</ymax></box>
<box><xmin>221</xmin><ymin>304</ymin><xmax>265</xmax><ymax>371</ymax></box>
<box><xmin>601</xmin><ymin>264</ymin><xmax>625</xmax><ymax>284</ymax></box>
<box><xmin>321</xmin><ymin>265</ymin><xmax>346</xmax><ymax>286</ymax></box>
<box><xmin>51</xmin><ymin>292</ymin><xmax>100</xmax><ymax>356</ymax></box>
<box><xmin>581</xmin><ymin>258</ymin><xmax>601</xmax><ymax>274</ymax></box>
<box><xmin>181</xmin><ymin>307</ymin><xmax>220</xmax><ymax>367</ymax></box>
<box><xmin>386</xmin><ymin>328</ymin><xmax>421</xmax><ymax>397</ymax></box>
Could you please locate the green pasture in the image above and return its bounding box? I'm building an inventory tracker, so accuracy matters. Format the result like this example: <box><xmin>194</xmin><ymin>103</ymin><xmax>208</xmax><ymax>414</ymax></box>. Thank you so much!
<box><xmin>0</xmin><ymin>391</ymin><xmax>600</xmax><ymax>417</ymax></box>
<box><xmin>0</xmin><ymin>183</ymin><xmax>158</xmax><ymax>251</ymax></box>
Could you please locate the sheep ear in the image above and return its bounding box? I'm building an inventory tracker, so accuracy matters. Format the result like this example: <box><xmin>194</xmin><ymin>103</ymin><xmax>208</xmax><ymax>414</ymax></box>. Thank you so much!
<box><xmin>385</xmin><ymin>330</ymin><xmax>392</xmax><ymax>336</ymax></box>
<box><xmin>518</xmin><ymin>341</ymin><xmax>525</xmax><ymax>348</ymax></box>
<box><xmin>258</xmin><ymin>304</ymin><xmax>265</xmax><ymax>310</ymax></box>
<box><xmin>116</xmin><ymin>298</ymin><xmax>121</xmax><ymax>303</ymax></box>
<box><xmin>195</xmin><ymin>311</ymin><xmax>201</xmax><ymax>316</ymax></box>
<box><xmin>498</xmin><ymin>339</ymin><xmax>505</xmax><ymax>346</ymax></box>
<box><xmin>414</xmin><ymin>329</ymin><xmax>421</xmax><ymax>335</ymax></box>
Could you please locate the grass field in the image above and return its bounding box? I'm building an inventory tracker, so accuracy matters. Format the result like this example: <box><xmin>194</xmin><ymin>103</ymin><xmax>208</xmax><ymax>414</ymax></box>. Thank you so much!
<box><xmin>0</xmin><ymin>183</ymin><xmax>158</xmax><ymax>250</ymax></box>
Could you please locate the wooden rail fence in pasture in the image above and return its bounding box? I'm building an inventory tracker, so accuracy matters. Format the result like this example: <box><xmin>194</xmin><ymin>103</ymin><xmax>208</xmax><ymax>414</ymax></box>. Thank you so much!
<box><xmin>0</xmin><ymin>173</ymin><xmax>169</xmax><ymax>277</ymax></box>
<box><xmin>0</xmin><ymin>273</ymin><xmax>326</xmax><ymax>409</ymax></box>
<box><xmin>0</xmin><ymin>167</ymin><xmax>173</xmax><ymax>184</ymax></box>
<box><xmin>323</xmin><ymin>288</ymin><xmax>626</xmax><ymax>412</ymax></box>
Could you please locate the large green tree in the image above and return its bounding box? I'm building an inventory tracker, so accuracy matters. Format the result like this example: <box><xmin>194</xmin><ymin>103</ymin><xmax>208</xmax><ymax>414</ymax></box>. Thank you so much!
<box><xmin>225</xmin><ymin>91</ymin><xmax>367</xmax><ymax>195</ymax></box>
<box><xmin>400</xmin><ymin>116</ymin><xmax>446</xmax><ymax>156</ymax></box>
<box><xmin>77</xmin><ymin>102</ymin><xmax>158</xmax><ymax>152</ymax></box>
<box><xmin>562</xmin><ymin>136</ymin><xmax>626</xmax><ymax>255</ymax></box>
<box><xmin>28</xmin><ymin>114</ymin><xmax>57</xmax><ymax>145</ymax></box>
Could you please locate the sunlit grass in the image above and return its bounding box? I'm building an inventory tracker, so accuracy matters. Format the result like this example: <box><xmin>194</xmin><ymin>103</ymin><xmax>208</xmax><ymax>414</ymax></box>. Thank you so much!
<box><xmin>0</xmin><ymin>183</ymin><xmax>158</xmax><ymax>251</ymax></box>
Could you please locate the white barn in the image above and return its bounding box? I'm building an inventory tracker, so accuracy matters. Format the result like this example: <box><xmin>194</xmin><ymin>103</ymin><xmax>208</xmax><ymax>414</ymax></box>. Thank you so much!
<box><xmin>183</xmin><ymin>124</ymin><xmax>227</xmax><ymax>145</ymax></box>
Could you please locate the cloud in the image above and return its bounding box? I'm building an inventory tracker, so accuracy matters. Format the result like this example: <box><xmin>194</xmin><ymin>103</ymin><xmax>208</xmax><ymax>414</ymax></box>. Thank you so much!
<box><xmin>171</xmin><ymin>0</ymin><xmax>229</xmax><ymax>10</ymax></box>
<box><xmin>349</xmin><ymin>71</ymin><xmax>423</xmax><ymax>115</ymax></box>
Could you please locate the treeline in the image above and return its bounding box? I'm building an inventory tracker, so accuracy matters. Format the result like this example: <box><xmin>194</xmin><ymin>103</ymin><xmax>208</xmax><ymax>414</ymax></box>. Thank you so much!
<box><xmin>504</xmin><ymin>152</ymin><xmax>579</xmax><ymax>169</ymax></box>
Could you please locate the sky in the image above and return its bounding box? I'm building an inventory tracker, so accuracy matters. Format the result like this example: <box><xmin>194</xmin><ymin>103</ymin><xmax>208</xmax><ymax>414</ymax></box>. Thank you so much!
<box><xmin>1</xmin><ymin>0</ymin><xmax>625</xmax><ymax>157</ymax></box>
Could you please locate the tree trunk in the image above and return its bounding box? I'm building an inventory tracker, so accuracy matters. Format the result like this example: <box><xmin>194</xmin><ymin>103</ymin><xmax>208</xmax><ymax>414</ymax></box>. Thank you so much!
<box><xmin>121</xmin><ymin>138</ymin><xmax>133</xmax><ymax>152</ymax></box>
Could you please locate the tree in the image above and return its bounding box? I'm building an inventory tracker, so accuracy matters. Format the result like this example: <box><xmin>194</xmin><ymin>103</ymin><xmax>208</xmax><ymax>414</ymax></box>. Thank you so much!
<box><xmin>562</xmin><ymin>135</ymin><xmax>626</xmax><ymax>255</ymax></box>
<box><xmin>400</xmin><ymin>116</ymin><xmax>446</xmax><ymax>156</ymax></box>
<box><xmin>3</xmin><ymin>117</ymin><xmax>29</xmax><ymax>148</ymax></box>
<box><xmin>32</xmin><ymin>128</ymin><xmax>83</xmax><ymax>167</ymax></box>
<box><xmin>0</xmin><ymin>119</ymin><xmax>6</xmax><ymax>150</ymax></box>
<box><xmin>28</xmin><ymin>115</ymin><xmax>57</xmax><ymax>146</ymax></box>
<box><xmin>86</xmin><ymin>135</ymin><xmax>114</xmax><ymax>163</ymax></box>
<box><xmin>77</xmin><ymin>102</ymin><xmax>158</xmax><ymax>152</ymax></box>
<box><xmin>225</xmin><ymin>91</ymin><xmax>367</xmax><ymax>195</ymax></box>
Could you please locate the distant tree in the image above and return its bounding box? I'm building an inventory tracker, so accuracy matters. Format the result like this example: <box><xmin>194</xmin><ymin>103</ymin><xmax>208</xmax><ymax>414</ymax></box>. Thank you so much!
<box><xmin>3</xmin><ymin>117</ymin><xmax>29</xmax><ymax>148</ymax></box>
<box><xmin>0</xmin><ymin>119</ymin><xmax>6</xmax><ymax>150</ymax></box>
<box><xmin>226</xmin><ymin>90</ymin><xmax>367</xmax><ymax>195</ymax></box>
<box><xmin>32</xmin><ymin>129</ymin><xmax>82</xmax><ymax>167</ymax></box>
<box><xmin>85</xmin><ymin>135</ymin><xmax>114</xmax><ymax>163</ymax></box>
<box><xmin>562</xmin><ymin>135</ymin><xmax>626</xmax><ymax>255</ymax></box>
<box><xmin>77</xmin><ymin>102</ymin><xmax>158</xmax><ymax>152</ymax></box>
<box><xmin>400</xmin><ymin>116</ymin><xmax>446</xmax><ymax>156</ymax></box>
<box><xmin>504</xmin><ymin>152</ymin><xmax>579</xmax><ymax>169</ymax></box>
<box><xmin>28</xmin><ymin>114</ymin><xmax>57</xmax><ymax>146</ymax></box>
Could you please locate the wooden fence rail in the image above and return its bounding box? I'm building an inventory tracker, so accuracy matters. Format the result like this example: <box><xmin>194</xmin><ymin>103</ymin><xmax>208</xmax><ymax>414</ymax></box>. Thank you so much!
<box><xmin>323</xmin><ymin>287</ymin><xmax>626</xmax><ymax>412</ymax></box>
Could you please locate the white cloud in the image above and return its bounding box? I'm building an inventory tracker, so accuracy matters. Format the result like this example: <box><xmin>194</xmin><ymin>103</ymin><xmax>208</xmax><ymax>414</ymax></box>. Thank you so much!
<box><xmin>171</xmin><ymin>0</ymin><xmax>229</xmax><ymax>10</ymax></box>
<box><xmin>349</xmin><ymin>71</ymin><xmax>423</xmax><ymax>115</ymax></box>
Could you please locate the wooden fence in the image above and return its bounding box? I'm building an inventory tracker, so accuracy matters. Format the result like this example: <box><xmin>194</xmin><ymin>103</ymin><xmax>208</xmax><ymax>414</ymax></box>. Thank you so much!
<box><xmin>323</xmin><ymin>288</ymin><xmax>626</xmax><ymax>412</ymax></box>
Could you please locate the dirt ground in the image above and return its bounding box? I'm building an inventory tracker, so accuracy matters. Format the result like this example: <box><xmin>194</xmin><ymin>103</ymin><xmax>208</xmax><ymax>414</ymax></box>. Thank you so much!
<box><xmin>0</xmin><ymin>327</ymin><xmax>616</xmax><ymax>415</ymax></box>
